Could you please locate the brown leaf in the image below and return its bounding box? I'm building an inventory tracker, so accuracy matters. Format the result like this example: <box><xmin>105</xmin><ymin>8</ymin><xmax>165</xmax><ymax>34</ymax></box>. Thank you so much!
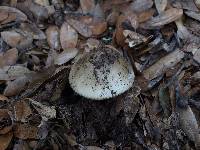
<box><xmin>172</xmin><ymin>0</ymin><xmax>199</xmax><ymax>11</ymax></box>
<box><xmin>1</xmin><ymin>30</ymin><xmax>33</xmax><ymax>50</ymax></box>
<box><xmin>130</xmin><ymin>0</ymin><xmax>153</xmax><ymax>13</ymax></box>
<box><xmin>85</xmin><ymin>38</ymin><xmax>100</xmax><ymax>52</ymax></box>
<box><xmin>193</xmin><ymin>48</ymin><xmax>200</xmax><ymax>64</ymax></box>
<box><xmin>19</xmin><ymin>22</ymin><xmax>46</xmax><ymax>40</ymax></box>
<box><xmin>46</xmin><ymin>25</ymin><xmax>61</xmax><ymax>50</ymax></box>
<box><xmin>28</xmin><ymin>1</ymin><xmax>49</xmax><ymax>21</ymax></box>
<box><xmin>90</xmin><ymin>21</ymin><xmax>107</xmax><ymax>36</ymax></box>
<box><xmin>124</xmin><ymin>10</ymin><xmax>139</xmax><ymax>29</ymax></box>
<box><xmin>0</xmin><ymin>132</ymin><xmax>13</xmax><ymax>150</ymax></box>
<box><xmin>14</xmin><ymin>123</ymin><xmax>39</xmax><ymax>139</ymax></box>
<box><xmin>4</xmin><ymin>76</ymin><xmax>29</xmax><ymax>96</ymax></box>
<box><xmin>0</xmin><ymin>109</ymin><xmax>12</xmax><ymax>134</ymax></box>
<box><xmin>123</xmin><ymin>90</ymin><xmax>140</xmax><ymax>125</ymax></box>
<box><xmin>115</xmin><ymin>27</ymin><xmax>126</xmax><ymax>47</ymax></box>
<box><xmin>0</xmin><ymin>65</ymin><xmax>31</xmax><ymax>81</ymax></box>
<box><xmin>29</xmin><ymin>99</ymin><xmax>56</xmax><ymax>121</ymax></box>
<box><xmin>13</xmin><ymin>140</ymin><xmax>30</xmax><ymax>150</ymax></box>
<box><xmin>54</xmin><ymin>48</ymin><xmax>78</xmax><ymax>65</ymax></box>
<box><xmin>185</xmin><ymin>10</ymin><xmax>200</xmax><ymax>22</ymax></box>
<box><xmin>123</xmin><ymin>30</ymin><xmax>146</xmax><ymax>47</ymax></box>
<box><xmin>92</xmin><ymin>3</ymin><xmax>105</xmax><ymax>20</ymax></box>
<box><xmin>106</xmin><ymin>10</ymin><xmax>120</xmax><ymax>26</ymax></box>
<box><xmin>0</xmin><ymin>95</ymin><xmax>8</xmax><ymax>102</ymax></box>
<box><xmin>195</xmin><ymin>0</ymin><xmax>200</xmax><ymax>9</ymax></box>
<box><xmin>0</xmin><ymin>11</ymin><xmax>9</xmax><ymax>22</ymax></box>
<box><xmin>0</xmin><ymin>6</ymin><xmax>27</xmax><ymax>23</ymax></box>
<box><xmin>65</xmin><ymin>133</ymin><xmax>77</xmax><ymax>147</ymax></box>
<box><xmin>142</xmin><ymin>7</ymin><xmax>183</xmax><ymax>29</ymax></box>
<box><xmin>114</xmin><ymin>15</ymin><xmax>127</xmax><ymax>46</ymax></box>
<box><xmin>143</xmin><ymin>49</ymin><xmax>185</xmax><ymax>80</ymax></box>
<box><xmin>85</xmin><ymin>146</ymin><xmax>104</xmax><ymax>150</ymax></box>
<box><xmin>60</xmin><ymin>22</ymin><xmax>78</xmax><ymax>49</ymax></box>
<box><xmin>0</xmin><ymin>12</ymin><xmax>17</xmax><ymax>25</ymax></box>
<box><xmin>154</xmin><ymin>0</ymin><xmax>168</xmax><ymax>14</ymax></box>
<box><xmin>34</xmin><ymin>0</ymin><xmax>50</xmax><ymax>6</ymax></box>
<box><xmin>178</xmin><ymin>106</ymin><xmax>200</xmax><ymax>148</ymax></box>
<box><xmin>175</xmin><ymin>18</ymin><xmax>196</xmax><ymax>42</ymax></box>
<box><xmin>67</xmin><ymin>18</ymin><xmax>92</xmax><ymax>38</ymax></box>
<box><xmin>137</xmin><ymin>9</ymin><xmax>155</xmax><ymax>23</ymax></box>
<box><xmin>0</xmin><ymin>48</ymin><xmax>18</xmax><ymax>68</ymax></box>
<box><xmin>80</xmin><ymin>0</ymin><xmax>95</xmax><ymax>14</ymax></box>
<box><xmin>13</xmin><ymin>100</ymin><xmax>32</xmax><ymax>122</ymax></box>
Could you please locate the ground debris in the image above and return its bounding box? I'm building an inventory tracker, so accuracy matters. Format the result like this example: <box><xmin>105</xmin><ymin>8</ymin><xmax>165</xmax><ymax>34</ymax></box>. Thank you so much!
<box><xmin>0</xmin><ymin>0</ymin><xmax>199</xmax><ymax>149</ymax></box>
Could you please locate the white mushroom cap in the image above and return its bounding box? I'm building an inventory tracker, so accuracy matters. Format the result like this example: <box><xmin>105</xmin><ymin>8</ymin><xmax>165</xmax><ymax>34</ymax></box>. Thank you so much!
<box><xmin>69</xmin><ymin>46</ymin><xmax>135</xmax><ymax>100</ymax></box>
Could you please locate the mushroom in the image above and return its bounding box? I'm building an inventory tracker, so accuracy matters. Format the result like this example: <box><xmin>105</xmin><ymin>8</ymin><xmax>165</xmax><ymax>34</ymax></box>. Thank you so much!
<box><xmin>69</xmin><ymin>46</ymin><xmax>135</xmax><ymax>100</ymax></box>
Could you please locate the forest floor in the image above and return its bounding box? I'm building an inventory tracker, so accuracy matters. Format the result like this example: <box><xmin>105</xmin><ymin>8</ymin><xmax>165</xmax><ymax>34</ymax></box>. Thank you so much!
<box><xmin>0</xmin><ymin>0</ymin><xmax>200</xmax><ymax>150</ymax></box>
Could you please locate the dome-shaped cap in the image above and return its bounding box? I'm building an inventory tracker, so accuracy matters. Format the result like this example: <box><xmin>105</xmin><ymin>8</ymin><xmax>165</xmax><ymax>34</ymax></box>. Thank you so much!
<box><xmin>69</xmin><ymin>46</ymin><xmax>135</xmax><ymax>100</ymax></box>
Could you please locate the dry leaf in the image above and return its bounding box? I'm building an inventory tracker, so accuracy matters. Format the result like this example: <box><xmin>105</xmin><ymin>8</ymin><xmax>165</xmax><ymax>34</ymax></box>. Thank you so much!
<box><xmin>85</xmin><ymin>146</ymin><xmax>104</xmax><ymax>150</ymax></box>
<box><xmin>13</xmin><ymin>100</ymin><xmax>32</xmax><ymax>122</ymax></box>
<box><xmin>90</xmin><ymin>21</ymin><xmax>107</xmax><ymax>36</ymax></box>
<box><xmin>0</xmin><ymin>6</ymin><xmax>27</xmax><ymax>22</ymax></box>
<box><xmin>54</xmin><ymin>48</ymin><xmax>78</xmax><ymax>65</ymax></box>
<box><xmin>0</xmin><ymin>109</ymin><xmax>12</xmax><ymax>134</ymax></box>
<box><xmin>0</xmin><ymin>48</ymin><xmax>18</xmax><ymax>68</ymax></box>
<box><xmin>92</xmin><ymin>3</ymin><xmax>105</xmax><ymax>20</ymax></box>
<box><xmin>13</xmin><ymin>140</ymin><xmax>30</xmax><ymax>150</ymax></box>
<box><xmin>193</xmin><ymin>48</ymin><xmax>200</xmax><ymax>64</ymax></box>
<box><xmin>104</xmin><ymin>141</ymin><xmax>116</xmax><ymax>150</ymax></box>
<box><xmin>0</xmin><ymin>95</ymin><xmax>8</xmax><ymax>102</ymax></box>
<box><xmin>185</xmin><ymin>10</ymin><xmax>200</xmax><ymax>22</ymax></box>
<box><xmin>172</xmin><ymin>0</ymin><xmax>199</xmax><ymax>11</ymax></box>
<box><xmin>123</xmin><ymin>91</ymin><xmax>140</xmax><ymax>125</ymax></box>
<box><xmin>143</xmin><ymin>7</ymin><xmax>183</xmax><ymax>29</ymax></box>
<box><xmin>28</xmin><ymin>1</ymin><xmax>49</xmax><ymax>21</ymax></box>
<box><xmin>29</xmin><ymin>99</ymin><xmax>56</xmax><ymax>121</ymax></box>
<box><xmin>34</xmin><ymin>0</ymin><xmax>50</xmax><ymax>6</ymax></box>
<box><xmin>115</xmin><ymin>27</ymin><xmax>126</xmax><ymax>47</ymax></box>
<box><xmin>178</xmin><ymin>106</ymin><xmax>200</xmax><ymax>148</ymax></box>
<box><xmin>46</xmin><ymin>25</ymin><xmax>61</xmax><ymax>50</ymax></box>
<box><xmin>85</xmin><ymin>38</ymin><xmax>100</xmax><ymax>52</ymax></box>
<box><xmin>114</xmin><ymin>15</ymin><xmax>127</xmax><ymax>46</ymax></box>
<box><xmin>19</xmin><ymin>22</ymin><xmax>46</xmax><ymax>40</ymax></box>
<box><xmin>4</xmin><ymin>76</ymin><xmax>29</xmax><ymax>96</ymax></box>
<box><xmin>60</xmin><ymin>22</ymin><xmax>78</xmax><ymax>49</ymax></box>
<box><xmin>143</xmin><ymin>49</ymin><xmax>185</xmax><ymax>80</ymax></box>
<box><xmin>0</xmin><ymin>11</ymin><xmax>9</xmax><ymax>22</ymax></box>
<box><xmin>106</xmin><ymin>10</ymin><xmax>119</xmax><ymax>26</ymax></box>
<box><xmin>138</xmin><ymin>9</ymin><xmax>155</xmax><ymax>23</ymax></box>
<box><xmin>130</xmin><ymin>0</ymin><xmax>153</xmax><ymax>13</ymax></box>
<box><xmin>154</xmin><ymin>0</ymin><xmax>168</xmax><ymax>14</ymax></box>
<box><xmin>195</xmin><ymin>0</ymin><xmax>200</xmax><ymax>9</ymax></box>
<box><xmin>67</xmin><ymin>18</ymin><xmax>92</xmax><ymax>38</ymax></box>
<box><xmin>123</xmin><ymin>30</ymin><xmax>146</xmax><ymax>47</ymax></box>
<box><xmin>176</xmin><ymin>18</ymin><xmax>199</xmax><ymax>43</ymax></box>
<box><xmin>124</xmin><ymin>10</ymin><xmax>139</xmax><ymax>29</ymax></box>
<box><xmin>1</xmin><ymin>30</ymin><xmax>33</xmax><ymax>50</ymax></box>
<box><xmin>0</xmin><ymin>132</ymin><xmax>13</xmax><ymax>150</ymax></box>
<box><xmin>14</xmin><ymin>123</ymin><xmax>38</xmax><ymax>139</ymax></box>
<box><xmin>0</xmin><ymin>11</ymin><xmax>16</xmax><ymax>25</ymax></box>
<box><xmin>0</xmin><ymin>65</ymin><xmax>31</xmax><ymax>81</ymax></box>
<box><xmin>80</xmin><ymin>0</ymin><xmax>95</xmax><ymax>14</ymax></box>
<box><xmin>65</xmin><ymin>133</ymin><xmax>78</xmax><ymax>147</ymax></box>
